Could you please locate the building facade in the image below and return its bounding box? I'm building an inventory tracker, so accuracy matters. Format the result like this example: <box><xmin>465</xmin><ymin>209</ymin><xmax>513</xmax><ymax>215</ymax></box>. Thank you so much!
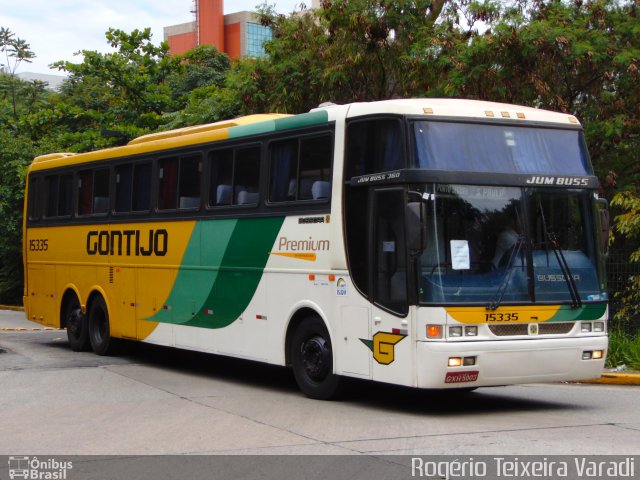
<box><xmin>164</xmin><ymin>0</ymin><xmax>273</xmax><ymax>59</ymax></box>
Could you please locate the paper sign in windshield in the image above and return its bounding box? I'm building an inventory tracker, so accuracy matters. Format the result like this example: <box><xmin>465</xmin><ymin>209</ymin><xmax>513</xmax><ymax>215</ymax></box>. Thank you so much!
<box><xmin>450</xmin><ymin>240</ymin><xmax>470</xmax><ymax>270</ymax></box>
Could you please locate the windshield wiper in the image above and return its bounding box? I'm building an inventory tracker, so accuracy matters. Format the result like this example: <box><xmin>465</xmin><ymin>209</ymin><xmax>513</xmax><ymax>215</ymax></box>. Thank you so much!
<box><xmin>538</xmin><ymin>200</ymin><xmax>582</xmax><ymax>309</ymax></box>
<box><xmin>487</xmin><ymin>238</ymin><xmax>524</xmax><ymax>311</ymax></box>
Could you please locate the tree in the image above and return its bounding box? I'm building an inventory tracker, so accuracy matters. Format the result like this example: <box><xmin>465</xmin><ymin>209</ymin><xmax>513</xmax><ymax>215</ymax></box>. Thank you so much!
<box><xmin>610</xmin><ymin>189</ymin><xmax>640</xmax><ymax>326</ymax></box>
<box><xmin>421</xmin><ymin>0</ymin><xmax>640</xmax><ymax>186</ymax></box>
<box><xmin>233</xmin><ymin>0</ymin><xmax>456</xmax><ymax>113</ymax></box>
<box><xmin>47</xmin><ymin>28</ymin><xmax>179</xmax><ymax>149</ymax></box>
<box><xmin>0</xmin><ymin>27</ymin><xmax>36</xmax><ymax>121</ymax></box>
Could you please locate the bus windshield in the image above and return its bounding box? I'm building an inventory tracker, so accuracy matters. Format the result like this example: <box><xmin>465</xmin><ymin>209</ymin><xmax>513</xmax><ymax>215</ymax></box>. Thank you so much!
<box><xmin>418</xmin><ymin>184</ymin><xmax>607</xmax><ymax>306</ymax></box>
<box><xmin>413</xmin><ymin>121</ymin><xmax>592</xmax><ymax>176</ymax></box>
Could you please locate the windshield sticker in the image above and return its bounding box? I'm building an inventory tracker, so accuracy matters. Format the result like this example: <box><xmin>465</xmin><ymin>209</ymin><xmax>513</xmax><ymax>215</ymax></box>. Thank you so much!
<box><xmin>450</xmin><ymin>240</ymin><xmax>470</xmax><ymax>270</ymax></box>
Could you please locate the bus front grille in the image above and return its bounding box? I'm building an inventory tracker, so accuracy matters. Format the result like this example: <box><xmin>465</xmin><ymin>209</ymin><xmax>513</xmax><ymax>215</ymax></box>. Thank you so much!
<box><xmin>489</xmin><ymin>322</ymin><xmax>575</xmax><ymax>336</ymax></box>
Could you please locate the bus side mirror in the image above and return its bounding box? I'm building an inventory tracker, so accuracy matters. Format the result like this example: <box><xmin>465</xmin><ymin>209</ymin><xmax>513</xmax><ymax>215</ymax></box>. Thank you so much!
<box><xmin>597</xmin><ymin>198</ymin><xmax>610</xmax><ymax>255</ymax></box>
<box><xmin>406</xmin><ymin>202</ymin><xmax>427</xmax><ymax>256</ymax></box>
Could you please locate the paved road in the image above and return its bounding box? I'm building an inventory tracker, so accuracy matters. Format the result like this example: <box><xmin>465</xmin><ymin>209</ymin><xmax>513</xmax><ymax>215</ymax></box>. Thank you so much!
<box><xmin>1</xmin><ymin>309</ymin><xmax>639</xmax><ymax>456</ymax></box>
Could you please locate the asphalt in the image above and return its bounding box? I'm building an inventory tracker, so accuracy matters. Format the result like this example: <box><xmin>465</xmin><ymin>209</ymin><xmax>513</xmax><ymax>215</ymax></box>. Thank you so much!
<box><xmin>2</xmin><ymin>306</ymin><xmax>639</xmax><ymax>385</ymax></box>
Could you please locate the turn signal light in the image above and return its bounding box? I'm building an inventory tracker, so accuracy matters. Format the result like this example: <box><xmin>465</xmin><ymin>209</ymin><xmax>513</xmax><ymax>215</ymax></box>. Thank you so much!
<box><xmin>427</xmin><ymin>325</ymin><xmax>443</xmax><ymax>339</ymax></box>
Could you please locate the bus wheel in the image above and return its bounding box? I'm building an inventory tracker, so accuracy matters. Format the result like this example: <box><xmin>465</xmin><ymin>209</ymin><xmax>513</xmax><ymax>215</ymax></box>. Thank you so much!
<box><xmin>88</xmin><ymin>296</ymin><xmax>115</xmax><ymax>356</ymax></box>
<box><xmin>291</xmin><ymin>317</ymin><xmax>342</xmax><ymax>400</ymax></box>
<box><xmin>65</xmin><ymin>297</ymin><xmax>89</xmax><ymax>352</ymax></box>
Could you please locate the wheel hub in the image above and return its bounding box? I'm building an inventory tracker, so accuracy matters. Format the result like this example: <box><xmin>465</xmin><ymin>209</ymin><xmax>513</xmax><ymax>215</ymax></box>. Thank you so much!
<box><xmin>301</xmin><ymin>335</ymin><xmax>330</xmax><ymax>381</ymax></box>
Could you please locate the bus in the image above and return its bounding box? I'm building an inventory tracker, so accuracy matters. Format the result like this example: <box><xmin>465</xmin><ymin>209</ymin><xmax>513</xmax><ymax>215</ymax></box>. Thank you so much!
<box><xmin>23</xmin><ymin>99</ymin><xmax>609</xmax><ymax>399</ymax></box>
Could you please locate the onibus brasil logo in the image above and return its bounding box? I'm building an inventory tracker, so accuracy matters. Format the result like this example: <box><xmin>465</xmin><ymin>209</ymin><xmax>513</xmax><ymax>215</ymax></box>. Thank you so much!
<box><xmin>360</xmin><ymin>331</ymin><xmax>406</xmax><ymax>365</ymax></box>
<box><xmin>8</xmin><ymin>456</ymin><xmax>72</xmax><ymax>479</ymax></box>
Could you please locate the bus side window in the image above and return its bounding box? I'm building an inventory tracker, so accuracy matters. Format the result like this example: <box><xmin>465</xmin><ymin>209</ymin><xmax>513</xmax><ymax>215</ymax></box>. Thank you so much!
<box><xmin>28</xmin><ymin>177</ymin><xmax>41</xmax><ymax>221</ymax></box>
<box><xmin>270</xmin><ymin>140</ymin><xmax>297</xmax><ymax>202</ymax></box>
<box><xmin>58</xmin><ymin>174</ymin><xmax>74</xmax><ymax>216</ymax></box>
<box><xmin>178</xmin><ymin>155</ymin><xmax>202</xmax><ymax>209</ymax></box>
<box><xmin>44</xmin><ymin>175</ymin><xmax>59</xmax><ymax>218</ymax></box>
<box><xmin>115</xmin><ymin>164</ymin><xmax>133</xmax><ymax>213</ymax></box>
<box><xmin>77</xmin><ymin>171</ymin><xmax>92</xmax><ymax>215</ymax></box>
<box><xmin>269</xmin><ymin>134</ymin><xmax>332</xmax><ymax>202</ymax></box>
<box><xmin>299</xmin><ymin>135</ymin><xmax>331</xmax><ymax>200</ymax></box>
<box><xmin>77</xmin><ymin>168</ymin><xmax>109</xmax><ymax>215</ymax></box>
<box><xmin>92</xmin><ymin>168</ymin><xmax>109</xmax><ymax>214</ymax></box>
<box><xmin>209</xmin><ymin>148</ymin><xmax>234</xmax><ymax>206</ymax></box>
<box><xmin>133</xmin><ymin>163</ymin><xmax>152</xmax><ymax>212</ymax></box>
<box><xmin>235</xmin><ymin>146</ymin><xmax>260</xmax><ymax>205</ymax></box>
<box><xmin>346</xmin><ymin>119</ymin><xmax>404</xmax><ymax>179</ymax></box>
<box><xmin>158</xmin><ymin>158</ymin><xmax>178</xmax><ymax>210</ymax></box>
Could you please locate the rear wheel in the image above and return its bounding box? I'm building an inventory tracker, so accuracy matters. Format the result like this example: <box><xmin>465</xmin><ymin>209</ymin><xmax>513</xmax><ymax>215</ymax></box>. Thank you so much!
<box><xmin>88</xmin><ymin>296</ymin><xmax>116</xmax><ymax>356</ymax></box>
<box><xmin>291</xmin><ymin>317</ymin><xmax>342</xmax><ymax>400</ymax></box>
<box><xmin>65</xmin><ymin>296</ymin><xmax>89</xmax><ymax>352</ymax></box>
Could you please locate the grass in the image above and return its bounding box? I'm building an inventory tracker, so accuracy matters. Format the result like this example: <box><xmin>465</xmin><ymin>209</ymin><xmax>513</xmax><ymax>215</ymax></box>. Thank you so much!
<box><xmin>606</xmin><ymin>328</ymin><xmax>640</xmax><ymax>371</ymax></box>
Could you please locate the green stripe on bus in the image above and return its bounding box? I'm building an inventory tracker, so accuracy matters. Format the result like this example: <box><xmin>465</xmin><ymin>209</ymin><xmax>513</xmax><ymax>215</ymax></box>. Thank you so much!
<box><xmin>549</xmin><ymin>303</ymin><xmax>607</xmax><ymax>322</ymax></box>
<box><xmin>228</xmin><ymin>110</ymin><xmax>329</xmax><ymax>139</ymax></box>
<box><xmin>149</xmin><ymin>216</ymin><xmax>285</xmax><ymax>329</ymax></box>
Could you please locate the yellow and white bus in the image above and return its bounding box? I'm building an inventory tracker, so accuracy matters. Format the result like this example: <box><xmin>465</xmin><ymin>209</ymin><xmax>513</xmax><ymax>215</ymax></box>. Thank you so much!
<box><xmin>23</xmin><ymin>99</ymin><xmax>609</xmax><ymax>399</ymax></box>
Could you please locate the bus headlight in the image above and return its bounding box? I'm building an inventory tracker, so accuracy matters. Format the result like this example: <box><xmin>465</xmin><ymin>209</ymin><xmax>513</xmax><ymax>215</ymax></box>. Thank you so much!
<box><xmin>581</xmin><ymin>322</ymin><xmax>592</xmax><ymax>333</ymax></box>
<box><xmin>449</xmin><ymin>326</ymin><xmax>462</xmax><ymax>337</ymax></box>
<box><xmin>594</xmin><ymin>322</ymin><xmax>605</xmax><ymax>332</ymax></box>
<box><xmin>465</xmin><ymin>326</ymin><xmax>478</xmax><ymax>336</ymax></box>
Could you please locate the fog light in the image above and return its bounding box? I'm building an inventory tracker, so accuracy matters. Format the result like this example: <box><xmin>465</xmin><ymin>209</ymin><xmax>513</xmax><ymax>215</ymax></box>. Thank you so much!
<box><xmin>449</xmin><ymin>326</ymin><xmax>462</xmax><ymax>337</ymax></box>
<box><xmin>582</xmin><ymin>351</ymin><xmax>593</xmax><ymax>360</ymax></box>
<box><xmin>427</xmin><ymin>325</ymin><xmax>443</xmax><ymax>339</ymax></box>
<box><xmin>463</xmin><ymin>356</ymin><xmax>476</xmax><ymax>366</ymax></box>
<box><xmin>465</xmin><ymin>326</ymin><xmax>478</xmax><ymax>336</ymax></box>
<box><xmin>581</xmin><ymin>322</ymin><xmax>592</xmax><ymax>333</ymax></box>
<box><xmin>592</xmin><ymin>350</ymin><xmax>604</xmax><ymax>360</ymax></box>
<box><xmin>594</xmin><ymin>322</ymin><xmax>605</xmax><ymax>333</ymax></box>
<box><xmin>448</xmin><ymin>357</ymin><xmax>462</xmax><ymax>367</ymax></box>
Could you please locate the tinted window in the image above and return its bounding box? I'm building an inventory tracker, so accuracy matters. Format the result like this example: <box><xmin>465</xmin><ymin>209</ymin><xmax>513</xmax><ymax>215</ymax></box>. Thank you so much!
<box><xmin>78</xmin><ymin>168</ymin><xmax>109</xmax><ymax>215</ymax></box>
<box><xmin>209</xmin><ymin>146</ymin><xmax>260</xmax><ymax>207</ymax></box>
<box><xmin>132</xmin><ymin>163</ymin><xmax>152</xmax><ymax>212</ymax></box>
<box><xmin>28</xmin><ymin>177</ymin><xmax>41</xmax><ymax>220</ymax></box>
<box><xmin>269</xmin><ymin>134</ymin><xmax>332</xmax><ymax>202</ymax></box>
<box><xmin>346</xmin><ymin>119</ymin><xmax>404</xmax><ymax>179</ymax></box>
<box><xmin>159</xmin><ymin>155</ymin><xmax>202</xmax><ymax>210</ymax></box>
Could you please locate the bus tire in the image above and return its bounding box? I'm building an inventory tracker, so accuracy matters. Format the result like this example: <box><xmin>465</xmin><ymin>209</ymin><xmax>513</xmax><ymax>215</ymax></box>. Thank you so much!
<box><xmin>291</xmin><ymin>316</ymin><xmax>342</xmax><ymax>400</ymax></box>
<box><xmin>65</xmin><ymin>297</ymin><xmax>90</xmax><ymax>352</ymax></box>
<box><xmin>88</xmin><ymin>295</ymin><xmax>115</xmax><ymax>356</ymax></box>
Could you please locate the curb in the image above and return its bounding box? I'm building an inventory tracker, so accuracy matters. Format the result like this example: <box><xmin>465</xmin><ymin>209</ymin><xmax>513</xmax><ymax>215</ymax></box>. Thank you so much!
<box><xmin>0</xmin><ymin>305</ymin><xmax>24</xmax><ymax>312</ymax></box>
<box><xmin>579</xmin><ymin>373</ymin><xmax>640</xmax><ymax>386</ymax></box>
<box><xmin>0</xmin><ymin>327</ymin><xmax>57</xmax><ymax>331</ymax></box>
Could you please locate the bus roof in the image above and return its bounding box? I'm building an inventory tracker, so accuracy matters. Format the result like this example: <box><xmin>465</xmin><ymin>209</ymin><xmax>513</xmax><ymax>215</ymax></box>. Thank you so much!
<box><xmin>341</xmin><ymin>98</ymin><xmax>581</xmax><ymax>125</ymax></box>
<box><xmin>29</xmin><ymin>99</ymin><xmax>581</xmax><ymax>172</ymax></box>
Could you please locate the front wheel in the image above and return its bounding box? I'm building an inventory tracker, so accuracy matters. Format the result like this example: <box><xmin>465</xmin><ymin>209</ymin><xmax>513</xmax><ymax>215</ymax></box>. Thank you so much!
<box><xmin>291</xmin><ymin>317</ymin><xmax>342</xmax><ymax>400</ymax></box>
<box><xmin>88</xmin><ymin>296</ymin><xmax>116</xmax><ymax>356</ymax></box>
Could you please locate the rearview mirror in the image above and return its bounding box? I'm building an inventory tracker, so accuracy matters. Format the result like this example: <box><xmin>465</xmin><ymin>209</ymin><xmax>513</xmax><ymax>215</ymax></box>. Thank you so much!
<box><xmin>596</xmin><ymin>198</ymin><xmax>610</xmax><ymax>255</ymax></box>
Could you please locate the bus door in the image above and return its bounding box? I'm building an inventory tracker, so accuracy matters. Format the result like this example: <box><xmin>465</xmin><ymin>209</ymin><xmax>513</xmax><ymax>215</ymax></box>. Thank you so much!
<box><xmin>368</xmin><ymin>187</ymin><xmax>413</xmax><ymax>386</ymax></box>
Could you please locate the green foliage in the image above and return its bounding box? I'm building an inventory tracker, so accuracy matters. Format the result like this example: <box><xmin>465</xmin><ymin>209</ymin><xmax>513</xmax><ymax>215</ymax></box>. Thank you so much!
<box><xmin>49</xmin><ymin>28</ymin><xmax>178</xmax><ymax>147</ymax></box>
<box><xmin>609</xmin><ymin>190</ymin><xmax>640</xmax><ymax>324</ymax></box>
<box><xmin>1</xmin><ymin>3</ymin><xmax>640</xmax><ymax>308</ymax></box>
<box><xmin>0</xmin><ymin>27</ymin><xmax>36</xmax><ymax>121</ymax></box>
<box><xmin>606</xmin><ymin>327</ymin><xmax>640</xmax><ymax>370</ymax></box>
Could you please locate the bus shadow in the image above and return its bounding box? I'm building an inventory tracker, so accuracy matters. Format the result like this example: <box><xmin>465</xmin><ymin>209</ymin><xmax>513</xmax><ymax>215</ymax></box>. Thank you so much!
<box><xmin>44</xmin><ymin>337</ymin><xmax>590</xmax><ymax>415</ymax></box>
